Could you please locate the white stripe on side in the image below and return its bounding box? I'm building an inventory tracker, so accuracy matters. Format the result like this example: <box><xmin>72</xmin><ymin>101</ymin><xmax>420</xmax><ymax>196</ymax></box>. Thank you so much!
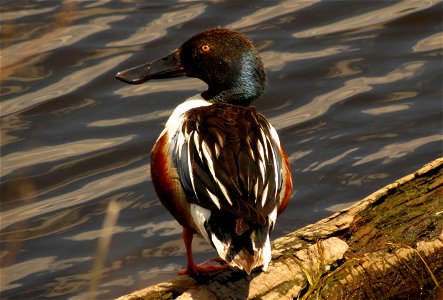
<box><xmin>165</xmin><ymin>96</ymin><xmax>211</xmax><ymax>141</ymax></box>
<box><xmin>189</xmin><ymin>203</ymin><xmax>211</xmax><ymax>242</ymax></box>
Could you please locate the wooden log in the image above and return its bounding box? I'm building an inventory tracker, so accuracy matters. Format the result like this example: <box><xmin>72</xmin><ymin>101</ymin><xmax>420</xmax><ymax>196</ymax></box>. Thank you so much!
<box><xmin>117</xmin><ymin>158</ymin><xmax>443</xmax><ymax>300</ymax></box>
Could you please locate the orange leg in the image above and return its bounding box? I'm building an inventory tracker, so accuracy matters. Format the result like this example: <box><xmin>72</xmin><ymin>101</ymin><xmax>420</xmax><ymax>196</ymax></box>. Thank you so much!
<box><xmin>178</xmin><ymin>227</ymin><xmax>229</xmax><ymax>276</ymax></box>
<box><xmin>178</xmin><ymin>227</ymin><xmax>198</xmax><ymax>275</ymax></box>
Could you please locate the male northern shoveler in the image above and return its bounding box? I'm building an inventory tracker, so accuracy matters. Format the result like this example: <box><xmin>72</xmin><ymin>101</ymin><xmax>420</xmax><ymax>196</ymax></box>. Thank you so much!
<box><xmin>116</xmin><ymin>28</ymin><xmax>292</xmax><ymax>276</ymax></box>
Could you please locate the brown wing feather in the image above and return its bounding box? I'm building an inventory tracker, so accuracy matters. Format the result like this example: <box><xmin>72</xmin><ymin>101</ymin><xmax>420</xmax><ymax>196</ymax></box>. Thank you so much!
<box><xmin>173</xmin><ymin>104</ymin><xmax>283</xmax><ymax>225</ymax></box>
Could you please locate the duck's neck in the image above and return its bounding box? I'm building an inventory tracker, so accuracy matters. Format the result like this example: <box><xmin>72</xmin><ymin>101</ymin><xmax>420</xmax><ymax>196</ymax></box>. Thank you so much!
<box><xmin>202</xmin><ymin>52</ymin><xmax>266</xmax><ymax>106</ymax></box>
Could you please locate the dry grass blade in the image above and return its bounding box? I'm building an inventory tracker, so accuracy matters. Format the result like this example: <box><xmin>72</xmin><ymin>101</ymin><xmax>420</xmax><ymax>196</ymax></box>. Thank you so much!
<box><xmin>409</xmin><ymin>246</ymin><xmax>441</xmax><ymax>289</ymax></box>
<box><xmin>87</xmin><ymin>200</ymin><xmax>121</xmax><ymax>300</ymax></box>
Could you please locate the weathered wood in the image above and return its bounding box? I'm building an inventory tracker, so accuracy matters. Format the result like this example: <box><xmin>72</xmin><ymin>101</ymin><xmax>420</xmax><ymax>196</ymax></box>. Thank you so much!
<box><xmin>117</xmin><ymin>158</ymin><xmax>443</xmax><ymax>300</ymax></box>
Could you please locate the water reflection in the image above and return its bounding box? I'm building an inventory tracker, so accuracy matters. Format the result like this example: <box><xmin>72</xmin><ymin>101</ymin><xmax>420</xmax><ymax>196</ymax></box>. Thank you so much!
<box><xmin>303</xmin><ymin>148</ymin><xmax>359</xmax><ymax>172</ymax></box>
<box><xmin>2</xmin><ymin>135</ymin><xmax>135</xmax><ymax>177</ymax></box>
<box><xmin>88</xmin><ymin>109</ymin><xmax>171</xmax><ymax>127</ymax></box>
<box><xmin>1</xmin><ymin>256</ymin><xmax>91</xmax><ymax>291</ymax></box>
<box><xmin>64</xmin><ymin>219</ymin><xmax>181</xmax><ymax>241</ymax></box>
<box><xmin>137</xmin><ymin>263</ymin><xmax>179</xmax><ymax>282</ymax></box>
<box><xmin>294</xmin><ymin>0</ymin><xmax>439</xmax><ymax>37</ymax></box>
<box><xmin>362</xmin><ymin>104</ymin><xmax>410</xmax><ymax>115</ymax></box>
<box><xmin>412</xmin><ymin>32</ymin><xmax>443</xmax><ymax>52</ymax></box>
<box><xmin>0</xmin><ymin>114</ymin><xmax>30</xmax><ymax>145</ymax></box>
<box><xmin>270</xmin><ymin>61</ymin><xmax>426</xmax><ymax>130</ymax></box>
<box><xmin>108</xmin><ymin>4</ymin><xmax>206</xmax><ymax>47</ymax></box>
<box><xmin>228</xmin><ymin>0</ymin><xmax>319</xmax><ymax>29</ymax></box>
<box><xmin>1</xmin><ymin>164</ymin><xmax>147</xmax><ymax>230</ymax></box>
<box><xmin>325</xmin><ymin>58</ymin><xmax>363</xmax><ymax>78</ymax></box>
<box><xmin>1</xmin><ymin>10</ymin><xmax>126</xmax><ymax>82</ymax></box>
<box><xmin>380</xmin><ymin>91</ymin><xmax>418</xmax><ymax>102</ymax></box>
<box><xmin>143</xmin><ymin>236</ymin><xmax>212</xmax><ymax>258</ymax></box>
<box><xmin>1</xmin><ymin>54</ymin><xmax>130</xmax><ymax>116</ymax></box>
<box><xmin>262</xmin><ymin>46</ymin><xmax>352</xmax><ymax>71</ymax></box>
<box><xmin>1</xmin><ymin>6</ymin><xmax>57</xmax><ymax>22</ymax></box>
<box><xmin>354</xmin><ymin>134</ymin><xmax>441</xmax><ymax>166</ymax></box>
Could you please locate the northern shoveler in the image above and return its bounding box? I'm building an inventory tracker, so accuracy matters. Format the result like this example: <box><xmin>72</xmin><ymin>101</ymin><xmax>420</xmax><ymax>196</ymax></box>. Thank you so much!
<box><xmin>116</xmin><ymin>28</ymin><xmax>292</xmax><ymax>276</ymax></box>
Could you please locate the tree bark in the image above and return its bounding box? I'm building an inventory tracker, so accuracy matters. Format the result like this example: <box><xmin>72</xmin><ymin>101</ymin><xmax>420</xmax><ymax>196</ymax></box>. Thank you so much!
<box><xmin>118</xmin><ymin>158</ymin><xmax>443</xmax><ymax>300</ymax></box>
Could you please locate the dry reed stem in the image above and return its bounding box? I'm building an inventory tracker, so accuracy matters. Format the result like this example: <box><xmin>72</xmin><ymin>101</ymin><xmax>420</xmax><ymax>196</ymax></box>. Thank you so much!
<box><xmin>87</xmin><ymin>199</ymin><xmax>121</xmax><ymax>300</ymax></box>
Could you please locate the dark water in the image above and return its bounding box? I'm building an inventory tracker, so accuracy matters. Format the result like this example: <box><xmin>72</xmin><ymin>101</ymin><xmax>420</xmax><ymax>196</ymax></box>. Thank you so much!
<box><xmin>1</xmin><ymin>1</ymin><xmax>442</xmax><ymax>299</ymax></box>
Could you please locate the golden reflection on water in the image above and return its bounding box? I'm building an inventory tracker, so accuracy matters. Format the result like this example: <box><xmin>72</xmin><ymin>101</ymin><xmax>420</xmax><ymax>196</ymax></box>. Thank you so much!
<box><xmin>1</xmin><ymin>1</ymin><xmax>127</xmax><ymax>82</ymax></box>
<box><xmin>325</xmin><ymin>58</ymin><xmax>364</xmax><ymax>78</ymax></box>
<box><xmin>1</xmin><ymin>255</ymin><xmax>91</xmax><ymax>291</ymax></box>
<box><xmin>44</xmin><ymin>269</ymin><xmax>98</xmax><ymax>298</ymax></box>
<box><xmin>1</xmin><ymin>256</ymin><xmax>57</xmax><ymax>290</ymax></box>
<box><xmin>228</xmin><ymin>0</ymin><xmax>319</xmax><ymax>30</ymax></box>
<box><xmin>362</xmin><ymin>104</ymin><xmax>410</xmax><ymax>115</ymax></box>
<box><xmin>87</xmin><ymin>109</ymin><xmax>171</xmax><ymax>128</ymax></box>
<box><xmin>142</xmin><ymin>235</ymin><xmax>211</xmax><ymax>258</ymax></box>
<box><xmin>1</xmin><ymin>135</ymin><xmax>136</xmax><ymax>177</ymax></box>
<box><xmin>136</xmin><ymin>263</ymin><xmax>179</xmax><ymax>282</ymax></box>
<box><xmin>270</xmin><ymin>61</ymin><xmax>426</xmax><ymax>130</ymax></box>
<box><xmin>5</xmin><ymin>208</ymin><xmax>86</xmax><ymax>240</ymax></box>
<box><xmin>108</xmin><ymin>4</ymin><xmax>206</xmax><ymax>47</ymax></box>
<box><xmin>1</xmin><ymin>164</ymin><xmax>148</xmax><ymax>230</ymax></box>
<box><xmin>261</xmin><ymin>46</ymin><xmax>353</xmax><ymax>71</ymax></box>
<box><xmin>355</xmin><ymin>133</ymin><xmax>397</xmax><ymax>142</ymax></box>
<box><xmin>0</xmin><ymin>114</ymin><xmax>30</xmax><ymax>146</ymax></box>
<box><xmin>412</xmin><ymin>32</ymin><xmax>443</xmax><ymax>52</ymax></box>
<box><xmin>1</xmin><ymin>54</ymin><xmax>130</xmax><ymax>116</ymax></box>
<box><xmin>293</xmin><ymin>0</ymin><xmax>439</xmax><ymax>38</ymax></box>
<box><xmin>353</xmin><ymin>135</ymin><xmax>442</xmax><ymax>166</ymax></box>
<box><xmin>100</xmin><ymin>275</ymin><xmax>135</xmax><ymax>289</ymax></box>
<box><xmin>1</xmin><ymin>6</ymin><xmax>57</xmax><ymax>21</ymax></box>
<box><xmin>0</xmin><ymin>178</ymin><xmax>37</xmax><ymax>292</ymax></box>
<box><xmin>65</xmin><ymin>219</ymin><xmax>181</xmax><ymax>241</ymax></box>
<box><xmin>380</xmin><ymin>91</ymin><xmax>418</xmax><ymax>102</ymax></box>
<box><xmin>303</xmin><ymin>148</ymin><xmax>359</xmax><ymax>172</ymax></box>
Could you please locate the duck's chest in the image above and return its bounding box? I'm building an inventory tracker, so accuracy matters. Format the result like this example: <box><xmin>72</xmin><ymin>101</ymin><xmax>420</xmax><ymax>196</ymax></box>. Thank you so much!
<box><xmin>162</xmin><ymin>98</ymin><xmax>211</xmax><ymax>142</ymax></box>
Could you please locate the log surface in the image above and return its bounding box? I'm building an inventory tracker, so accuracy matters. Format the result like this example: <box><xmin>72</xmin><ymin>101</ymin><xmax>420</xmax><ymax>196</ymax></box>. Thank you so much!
<box><xmin>118</xmin><ymin>158</ymin><xmax>443</xmax><ymax>300</ymax></box>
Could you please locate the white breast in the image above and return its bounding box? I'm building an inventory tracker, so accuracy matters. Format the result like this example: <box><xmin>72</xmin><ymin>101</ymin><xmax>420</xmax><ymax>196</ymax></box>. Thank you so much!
<box><xmin>163</xmin><ymin>95</ymin><xmax>211</xmax><ymax>141</ymax></box>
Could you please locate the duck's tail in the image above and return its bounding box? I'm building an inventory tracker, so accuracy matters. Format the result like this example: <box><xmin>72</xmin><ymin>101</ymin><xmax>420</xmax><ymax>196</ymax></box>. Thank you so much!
<box><xmin>207</xmin><ymin>213</ymin><xmax>276</xmax><ymax>274</ymax></box>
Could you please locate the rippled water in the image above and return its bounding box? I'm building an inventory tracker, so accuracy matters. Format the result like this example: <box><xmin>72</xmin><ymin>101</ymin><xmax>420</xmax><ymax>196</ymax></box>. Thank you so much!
<box><xmin>1</xmin><ymin>1</ymin><xmax>442</xmax><ymax>299</ymax></box>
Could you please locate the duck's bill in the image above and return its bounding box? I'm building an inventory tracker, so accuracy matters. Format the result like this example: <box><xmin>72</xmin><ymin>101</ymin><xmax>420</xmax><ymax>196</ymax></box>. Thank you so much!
<box><xmin>116</xmin><ymin>51</ymin><xmax>186</xmax><ymax>84</ymax></box>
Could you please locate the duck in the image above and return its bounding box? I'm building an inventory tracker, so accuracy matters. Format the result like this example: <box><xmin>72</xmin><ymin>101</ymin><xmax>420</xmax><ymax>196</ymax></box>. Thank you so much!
<box><xmin>116</xmin><ymin>28</ymin><xmax>293</xmax><ymax>276</ymax></box>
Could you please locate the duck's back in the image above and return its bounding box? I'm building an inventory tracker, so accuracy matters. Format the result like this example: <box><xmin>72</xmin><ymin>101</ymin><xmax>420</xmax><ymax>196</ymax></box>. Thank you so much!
<box><xmin>153</xmin><ymin>102</ymin><xmax>290</xmax><ymax>273</ymax></box>
<box><xmin>177</xmin><ymin>104</ymin><xmax>282</xmax><ymax>218</ymax></box>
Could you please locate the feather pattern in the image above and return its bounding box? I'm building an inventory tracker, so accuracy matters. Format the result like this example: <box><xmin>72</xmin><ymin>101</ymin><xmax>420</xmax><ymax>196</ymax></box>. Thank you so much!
<box><xmin>168</xmin><ymin>101</ymin><xmax>284</xmax><ymax>272</ymax></box>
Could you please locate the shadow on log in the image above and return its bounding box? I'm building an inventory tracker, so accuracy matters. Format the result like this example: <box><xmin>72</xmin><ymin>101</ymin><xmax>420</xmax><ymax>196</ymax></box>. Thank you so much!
<box><xmin>118</xmin><ymin>158</ymin><xmax>443</xmax><ymax>300</ymax></box>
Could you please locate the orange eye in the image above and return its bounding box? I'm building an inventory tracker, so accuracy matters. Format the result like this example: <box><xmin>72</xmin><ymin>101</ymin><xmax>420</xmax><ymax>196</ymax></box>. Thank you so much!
<box><xmin>201</xmin><ymin>45</ymin><xmax>210</xmax><ymax>52</ymax></box>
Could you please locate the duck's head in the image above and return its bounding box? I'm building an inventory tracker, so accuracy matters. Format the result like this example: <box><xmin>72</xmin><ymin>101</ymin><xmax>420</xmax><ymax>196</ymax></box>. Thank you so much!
<box><xmin>116</xmin><ymin>28</ymin><xmax>266</xmax><ymax>106</ymax></box>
